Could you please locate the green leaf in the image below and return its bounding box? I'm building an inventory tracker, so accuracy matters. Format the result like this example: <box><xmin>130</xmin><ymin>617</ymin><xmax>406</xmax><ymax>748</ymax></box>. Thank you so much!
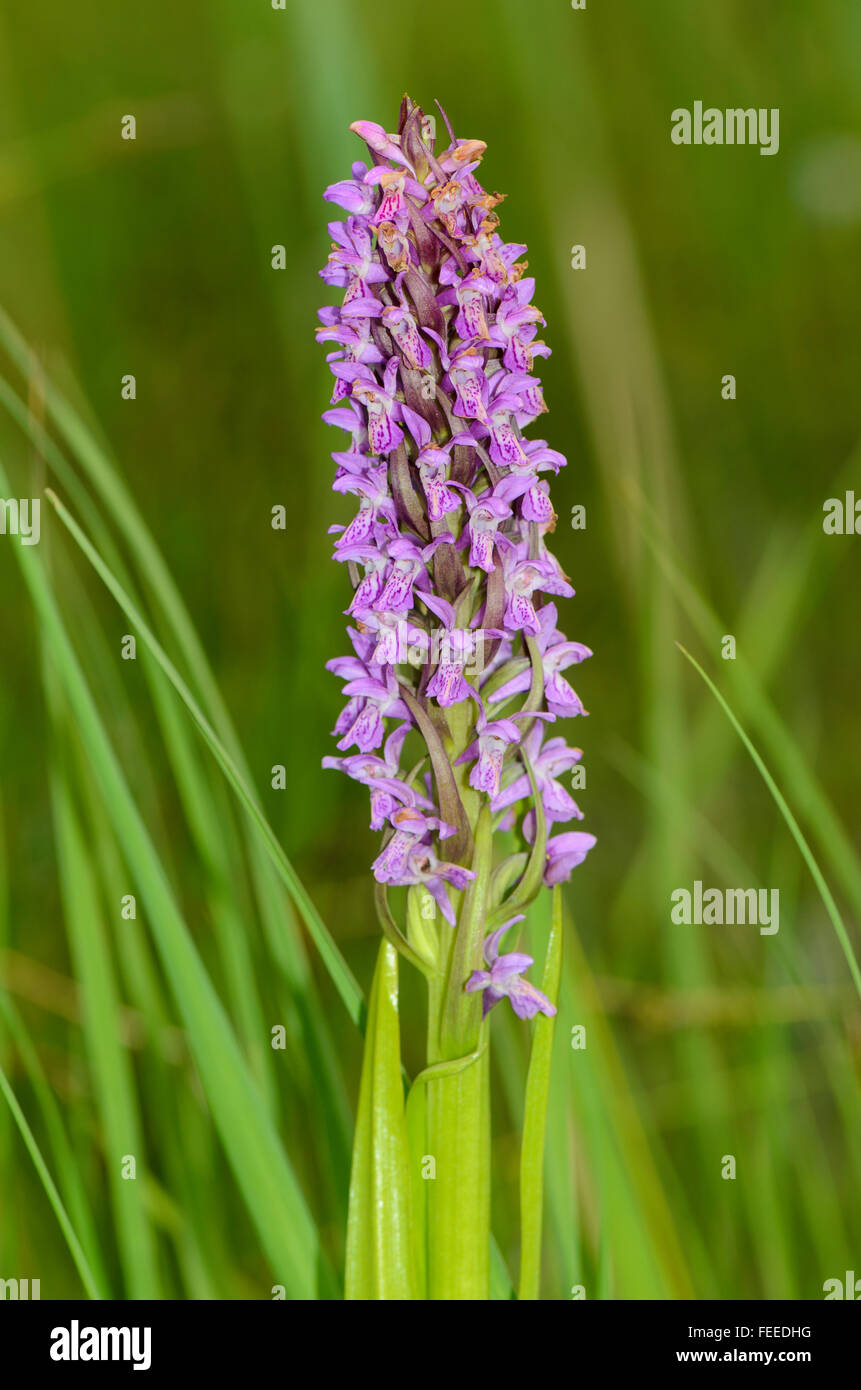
<box><xmin>0</xmin><ymin>458</ymin><xmax>323</xmax><ymax>1296</ymax></box>
<box><xmin>49</xmin><ymin>755</ymin><xmax>162</xmax><ymax>1298</ymax></box>
<box><xmin>0</xmin><ymin>993</ymin><xmax>111</xmax><ymax>1296</ymax></box>
<box><xmin>0</xmin><ymin>346</ymin><xmax>358</xmax><ymax>1041</ymax></box>
<box><xmin>345</xmin><ymin>940</ymin><xmax>417</xmax><ymax>1299</ymax></box>
<box><xmin>424</xmin><ymin>1037</ymin><xmax>490</xmax><ymax>1299</ymax></box>
<box><xmin>518</xmin><ymin>886</ymin><xmax>563</xmax><ymax>1300</ymax></box>
<box><xmin>677</xmin><ymin>644</ymin><xmax>861</xmax><ymax>1003</ymax></box>
<box><xmin>0</xmin><ymin>1062</ymin><xmax>104</xmax><ymax>1300</ymax></box>
<box><xmin>42</xmin><ymin>485</ymin><xmax>364</xmax><ymax>1029</ymax></box>
<box><xmin>487</xmin><ymin>748</ymin><xmax>547</xmax><ymax>929</ymax></box>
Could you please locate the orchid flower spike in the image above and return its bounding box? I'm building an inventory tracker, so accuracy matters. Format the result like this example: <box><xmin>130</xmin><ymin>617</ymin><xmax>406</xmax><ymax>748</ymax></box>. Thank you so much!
<box><xmin>319</xmin><ymin>95</ymin><xmax>595</xmax><ymax>1009</ymax></box>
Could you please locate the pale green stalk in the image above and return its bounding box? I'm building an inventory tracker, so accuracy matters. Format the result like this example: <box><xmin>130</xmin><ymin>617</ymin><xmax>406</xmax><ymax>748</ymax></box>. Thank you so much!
<box><xmin>423</xmin><ymin>807</ymin><xmax>494</xmax><ymax>1300</ymax></box>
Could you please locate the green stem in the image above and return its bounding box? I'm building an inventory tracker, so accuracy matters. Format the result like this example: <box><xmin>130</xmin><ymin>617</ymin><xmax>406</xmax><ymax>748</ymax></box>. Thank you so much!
<box><xmin>425</xmin><ymin>1029</ymin><xmax>490</xmax><ymax>1299</ymax></box>
<box><xmin>440</xmin><ymin>805</ymin><xmax>493</xmax><ymax>1054</ymax></box>
<box><xmin>423</xmin><ymin>807</ymin><xmax>494</xmax><ymax>1299</ymax></box>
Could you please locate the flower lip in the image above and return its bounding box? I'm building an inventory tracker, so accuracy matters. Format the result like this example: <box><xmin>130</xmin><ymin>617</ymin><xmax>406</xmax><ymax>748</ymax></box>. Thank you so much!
<box><xmin>465</xmin><ymin>915</ymin><xmax>557</xmax><ymax>1020</ymax></box>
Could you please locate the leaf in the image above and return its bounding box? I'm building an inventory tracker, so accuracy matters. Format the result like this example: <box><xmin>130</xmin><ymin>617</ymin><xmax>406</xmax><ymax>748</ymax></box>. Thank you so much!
<box><xmin>677</xmin><ymin>644</ymin><xmax>861</xmax><ymax>1002</ymax></box>
<box><xmin>49</xmin><ymin>753</ymin><xmax>162</xmax><ymax>1297</ymax></box>
<box><xmin>0</xmin><ymin>1062</ymin><xmax>104</xmax><ymax>1300</ymax></box>
<box><xmin>0</xmin><ymin>460</ymin><xmax>323</xmax><ymax>1296</ymax></box>
<box><xmin>423</xmin><ymin>1034</ymin><xmax>491</xmax><ymax>1299</ymax></box>
<box><xmin>487</xmin><ymin>747</ymin><xmax>546</xmax><ymax>928</ymax></box>
<box><xmin>345</xmin><ymin>940</ymin><xmax>417</xmax><ymax>1299</ymax></box>
<box><xmin>41</xmin><ymin>485</ymin><xmax>365</xmax><ymax>1029</ymax></box>
<box><xmin>518</xmin><ymin>886</ymin><xmax>563</xmax><ymax>1300</ymax></box>
<box><xmin>0</xmin><ymin>343</ymin><xmax>351</xmax><ymax>1039</ymax></box>
<box><xmin>0</xmin><ymin>992</ymin><xmax>111</xmax><ymax>1294</ymax></box>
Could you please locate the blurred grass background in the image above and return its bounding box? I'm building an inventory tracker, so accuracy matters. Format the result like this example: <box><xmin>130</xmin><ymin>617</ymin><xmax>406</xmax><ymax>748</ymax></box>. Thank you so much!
<box><xmin>0</xmin><ymin>0</ymin><xmax>859</xmax><ymax>1299</ymax></box>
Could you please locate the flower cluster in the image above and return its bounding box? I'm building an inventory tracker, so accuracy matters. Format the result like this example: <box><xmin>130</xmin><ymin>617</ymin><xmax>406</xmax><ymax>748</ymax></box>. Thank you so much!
<box><xmin>319</xmin><ymin>97</ymin><xmax>595</xmax><ymax>1017</ymax></box>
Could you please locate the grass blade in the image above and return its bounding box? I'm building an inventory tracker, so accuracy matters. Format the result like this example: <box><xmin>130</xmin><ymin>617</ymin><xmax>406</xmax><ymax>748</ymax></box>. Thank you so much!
<box><xmin>677</xmin><ymin>644</ymin><xmax>861</xmax><ymax>1002</ymax></box>
<box><xmin>43</xmin><ymin>484</ymin><xmax>364</xmax><ymax>1029</ymax></box>
<box><xmin>1</xmin><ymin>457</ymin><xmax>323</xmax><ymax>1296</ymax></box>
<box><xmin>518</xmin><ymin>886</ymin><xmax>563</xmax><ymax>1300</ymax></box>
<box><xmin>49</xmin><ymin>753</ymin><xmax>162</xmax><ymax>1298</ymax></box>
<box><xmin>0</xmin><ymin>1061</ymin><xmax>104</xmax><ymax>1299</ymax></box>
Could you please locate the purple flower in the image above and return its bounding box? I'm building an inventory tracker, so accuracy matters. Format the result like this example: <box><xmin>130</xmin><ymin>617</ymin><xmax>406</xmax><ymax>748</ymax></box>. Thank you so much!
<box><xmin>544</xmin><ymin>832</ymin><xmax>597</xmax><ymax>885</ymax></box>
<box><xmin>331</xmin><ymin>666</ymin><xmax>411</xmax><ymax>752</ymax></box>
<box><xmin>323</xmin><ymin>727</ymin><xmax>427</xmax><ymax>830</ymax></box>
<box><xmin>501</xmin><ymin>550</ymin><xmax>574</xmax><ymax>635</ymax></box>
<box><xmin>425</xmin><ymin>644</ymin><xmax>476</xmax><ymax>707</ymax></box>
<box><xmin>455</xmin><ymin>706</ymin><xmax>553</xmax><ymax>799</ymax></box>
<box><xmin>372</xmin><ymin>807</ymin><xmax>475</xmax><ymax>927</ymax></box>
<box><xmin>350</xmin><ymin>369</ymin><xmax>405</xmax><ymax>456</ymax></box>
<box><xmin>416</xmin><ymin>446</ymin><xmax>462</xmax><ymax>522</ymax></box>
<box><xmin>324</xmin><ymin>163</ymin><xmax>377</xmax><ymax>216</ymax></box>
<box><xmin>320</xmin><ymin>217</ymin><xmax>389</xmax><ymax>290</ymax></box>
<box><xmin>381</xmin><ymin>304</ymin><xmax>433</xmax><ymax>371</ymax></box>
<box><xmin>459</xmin><ymin>488</ymin><xmax>512</xmax><ymax>572</ymax></box>
<box><xmin>371</xmin><ymin>534</ymin><xmax>451</xmax><ymax>614</ymax></box>
<box><xmin>330</xmin><ymin>463</ymin><xmax>397</xmax><ymax>548</ymax></box>
<box><xmin>488</xmin><ymin>601</ymin><xmax>591</xmax><ymax>717</ymax></box>
<box><xmin>492</xmin><ymin>722</ymin><xmax>584</xmax><ymax>827</ymax></box>
<box><xmin>465</xmin><ymin>918</ymin><xmax>557</xmax><ymax>1020</ymax></box>
<box><xmin>458</xmin><ymin>715</ymin><xmax>522</xmax><ymax>797</ymax></box>
<box><xmin>319</xmin><ymin>97</ymin><xmax>596</xmax><ymax>984</ymax></box>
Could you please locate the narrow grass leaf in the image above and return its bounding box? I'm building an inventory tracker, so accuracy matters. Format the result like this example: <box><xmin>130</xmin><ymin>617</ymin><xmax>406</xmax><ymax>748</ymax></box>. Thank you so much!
<box><xmin>345</xmin><ymin>940</ymin><xmax>416</xmax><ymax>1299</ymax></box>
<box><xmin>49</xmin><ymin>753</ymin><xmax>162</xmax><ymax>1298</ymax></box>
<box><xmin>0</xmin><ymin>1061</ymin><xmax>104</xmax><ymax>1299</ymax></box>
<box><xmin>677</xmin><ymin>644</ymin><xmax>861</xmax><ymax>1002</ymax></box>
<box><xmin>1</xmin><ymin>460</ymin><xmax>323</xmax><ymax>1295</ymax></box>
<box><xmin>518</xmin><ymin>886</ymin><xmax>563</xmax><ymax>1300</ymax></box>
<box><xmin>44</xmin><ymin>485</ymin><xmax>364</xmax><ymax>1028</ymax></box>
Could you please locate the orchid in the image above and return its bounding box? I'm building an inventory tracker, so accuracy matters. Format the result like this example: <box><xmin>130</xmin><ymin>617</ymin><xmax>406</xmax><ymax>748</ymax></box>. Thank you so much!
<box><xmin>318</xmin><ymin>96</ymin><xmax>595</xmax><ymax>1301</ymax></box>
<box><xmin>465</xmin><ymin>917</ymin><xmax>557</xmax><ymax>1020</ymax></box>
